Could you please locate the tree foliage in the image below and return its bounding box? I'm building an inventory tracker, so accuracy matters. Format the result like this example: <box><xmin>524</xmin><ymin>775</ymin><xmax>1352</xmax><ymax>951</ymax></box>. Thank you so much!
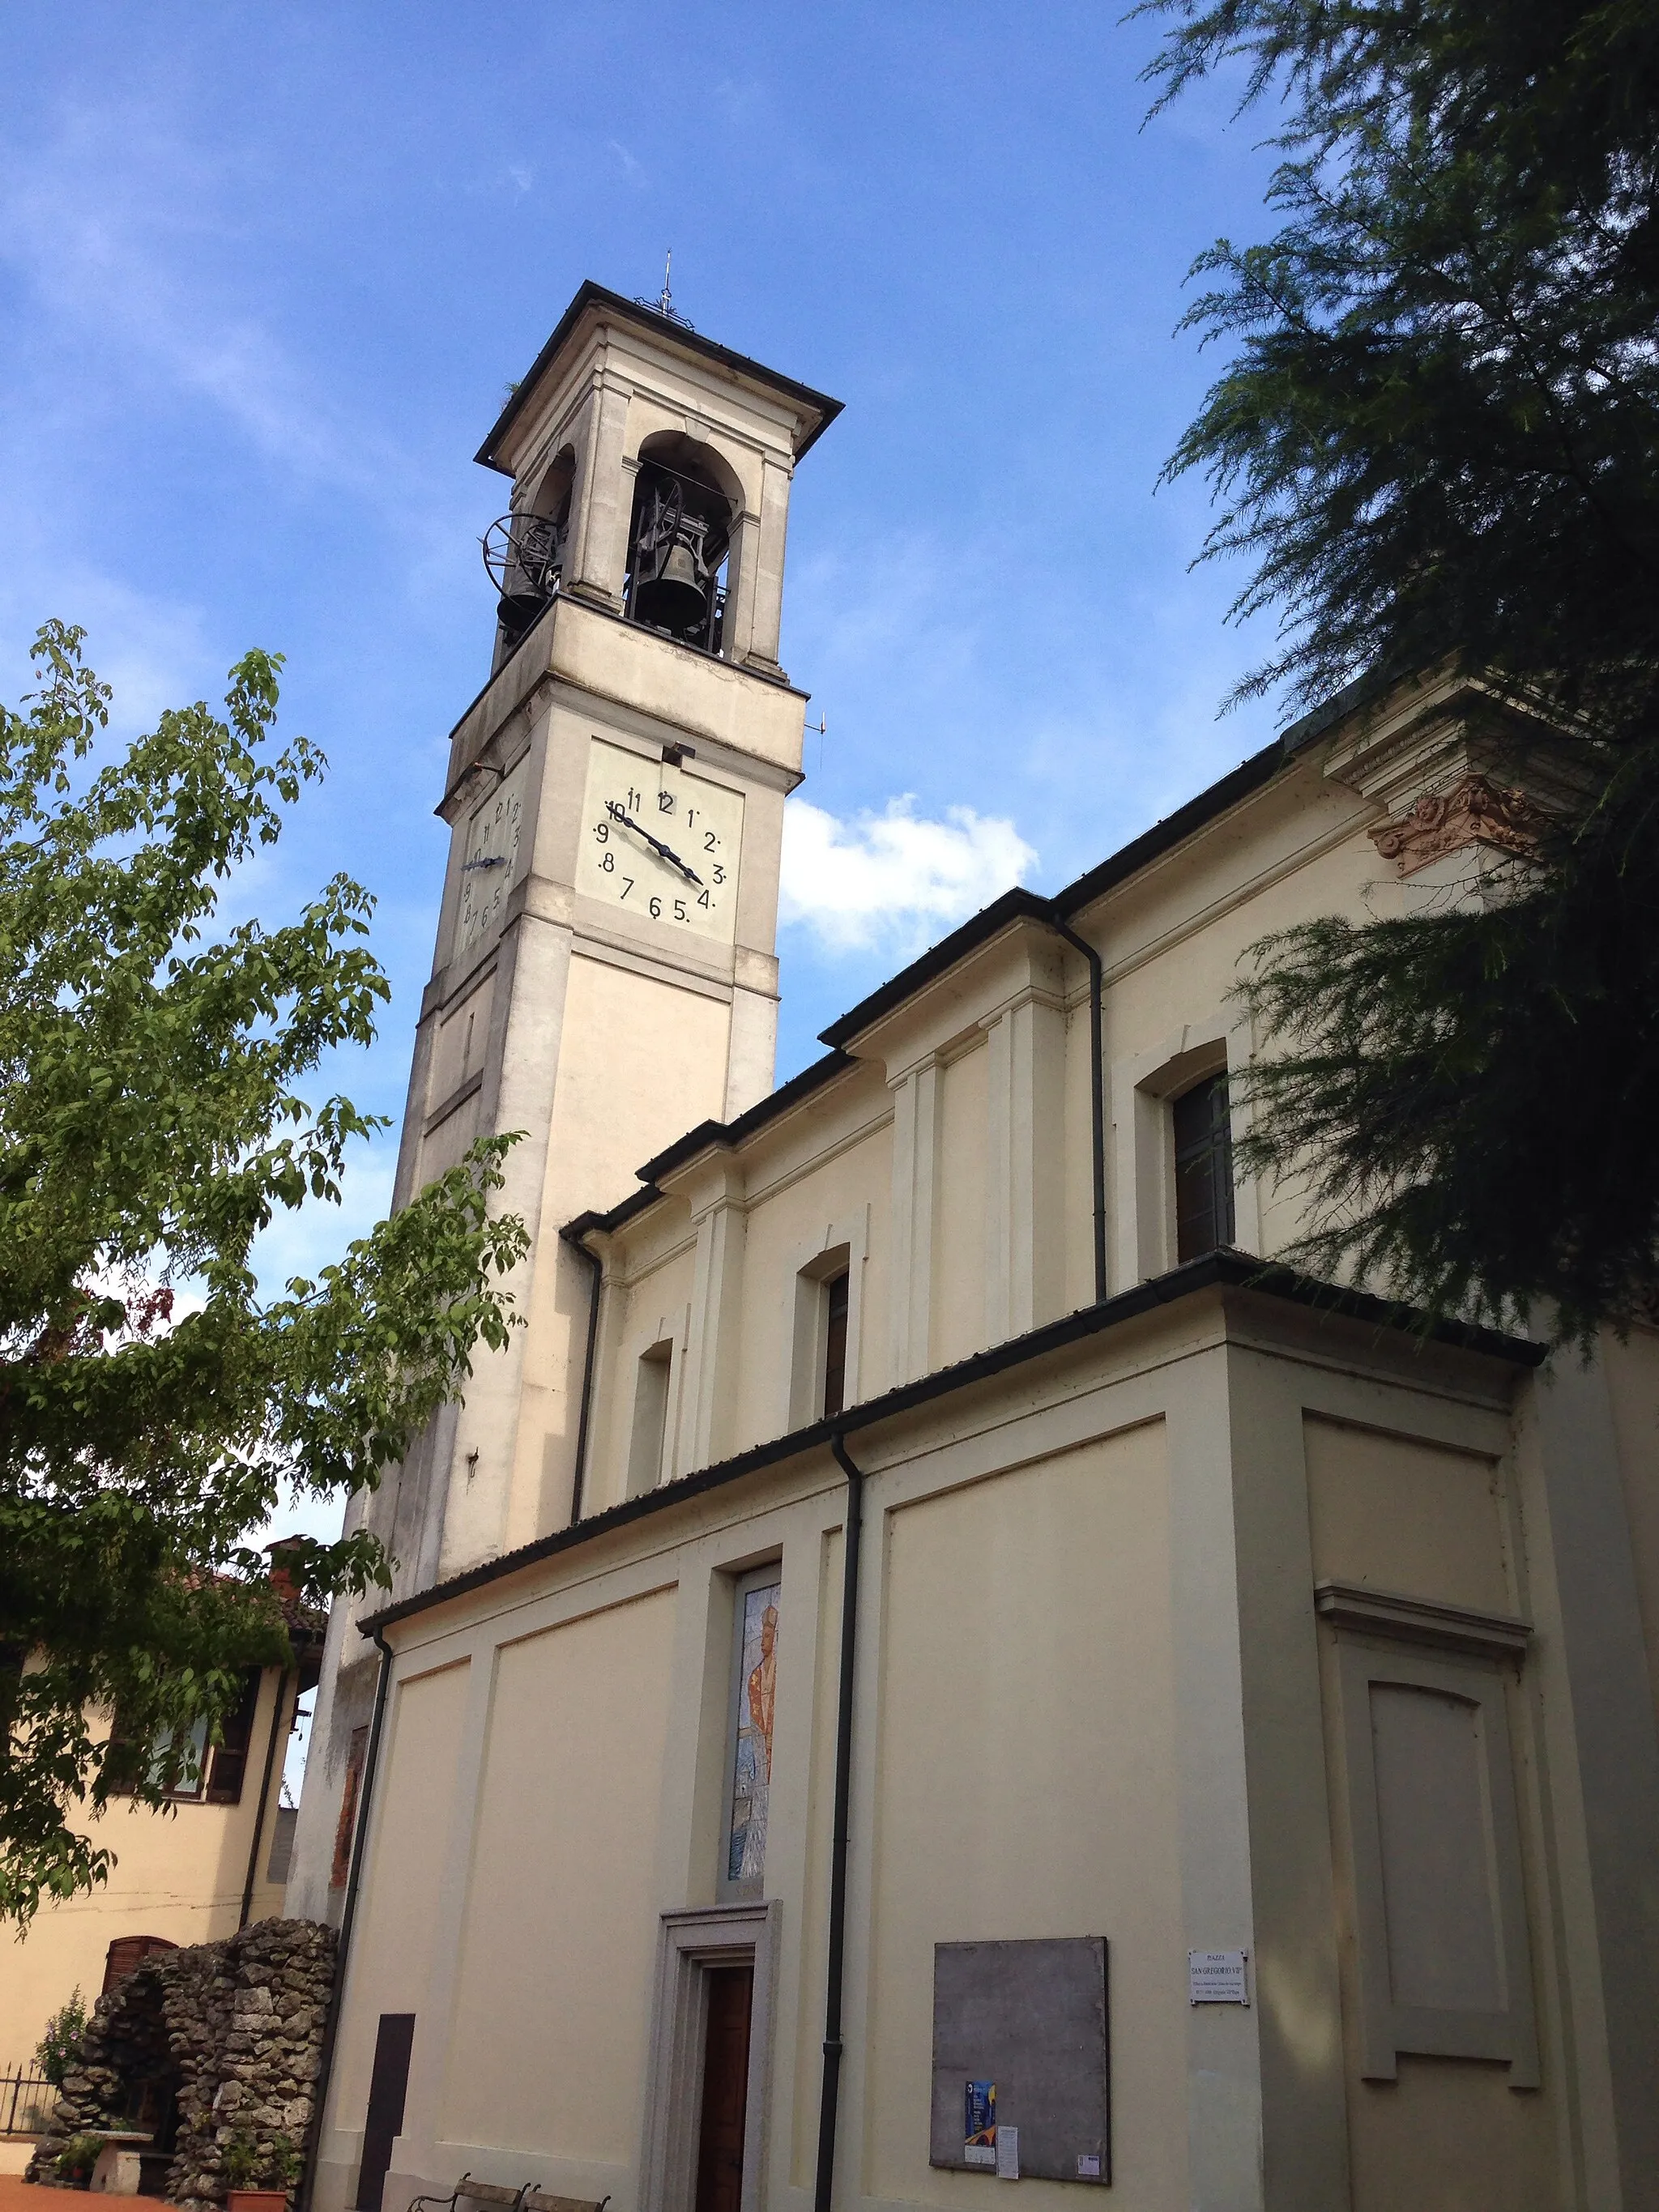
<box><xmin>0</xmin><ymin>624</ymin><xmax>527</xmax><ymax>1924</ymax></box>
<box><xmin>1142</xmin><ymin>0</ymin><xmax>1659</xmax><ymax>1339</ymax></box>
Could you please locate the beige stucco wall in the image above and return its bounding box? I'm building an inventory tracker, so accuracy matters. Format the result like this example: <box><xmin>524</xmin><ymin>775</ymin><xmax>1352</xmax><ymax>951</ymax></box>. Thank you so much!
<box><xmin>0</xmin><ymin>1668</ymin><xmax>294</xmax><ymax>2062</ymax></box>
<box><xmin>863</xmin><ymin>1426</ymin><xmax>1186</xmax><ymax>2210</ymax></box>
<box><xmin>333</xmin><ymin>1660</ymin><xmax>472</xmax><ymax>2127</ymax></box>
<box><xmin>1303</xmin><ymin>1417</ymin><xmax>1512</xmax><ymax>1613</ymax></box>
<box><xmin>437</xmin><ymin>1588</ymin><xmax>676</xmax><ymax>2165</ymax></box>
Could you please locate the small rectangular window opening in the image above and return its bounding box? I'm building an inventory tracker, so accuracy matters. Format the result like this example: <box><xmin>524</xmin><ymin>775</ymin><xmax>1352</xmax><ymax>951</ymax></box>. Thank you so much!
<box><xmin>628</xmin><ymin>1340</ymin><xmax>675</xmax><ymax>1498</ymax></box>
<box><xmin>1173</xmin><ymin>1071</ymin><xmax>1235</xmax><ymax>1263</ymax></box>
<box><xmin>822</xmin><ymin>1272</ymin><xmax>850</xmax><ymax>1419</ymax></box>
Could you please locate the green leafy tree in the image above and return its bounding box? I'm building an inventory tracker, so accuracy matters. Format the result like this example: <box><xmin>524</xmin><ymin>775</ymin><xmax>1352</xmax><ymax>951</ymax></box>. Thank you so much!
<box><xmin>0</xmin><ymin>624</ymin><xmax>527</xmax><ymax>1925</ymax></box>
<box><xmin>1142</xmin><ymin>0</ymin><xmax>1659</xmax><ymax>1340</ymax></box>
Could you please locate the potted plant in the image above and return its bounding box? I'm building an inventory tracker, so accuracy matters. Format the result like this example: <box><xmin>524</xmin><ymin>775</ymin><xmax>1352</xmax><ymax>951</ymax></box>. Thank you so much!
<box><xmin>222</xmin><ymin>2127</ymin><xmax>303</xmax><ymax>2212</ymax></box>
<box><xmin>55</xmin><ymin>2133</ymin><xmax>104</xmax><ymax>2189</ymax></box>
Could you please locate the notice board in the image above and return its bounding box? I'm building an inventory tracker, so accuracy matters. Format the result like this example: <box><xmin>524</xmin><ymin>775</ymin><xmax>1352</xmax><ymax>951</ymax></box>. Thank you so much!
<box><xmin>929</xmin><ymin>1937</ymin><xmax>1111</xmax><ymax>2185</ymax></box>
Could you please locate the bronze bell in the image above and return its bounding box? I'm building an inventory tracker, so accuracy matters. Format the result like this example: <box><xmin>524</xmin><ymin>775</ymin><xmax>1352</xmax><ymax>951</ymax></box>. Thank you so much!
<box><xmin>637</xmin><ymin>536</ymin><xmax>709</xmax><ymax>633</ymax></box>
<box><xmin>633</xmin><ymin>483</ymin><xmax>710</xmax><ymax>634</ymax></box>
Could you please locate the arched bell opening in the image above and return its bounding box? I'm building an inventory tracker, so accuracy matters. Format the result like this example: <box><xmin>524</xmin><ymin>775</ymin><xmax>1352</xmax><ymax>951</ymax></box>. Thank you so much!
<box><xmin>625</xmin><ymin>433</ymin><xmax>739</xmax><ymax>655</ymax></box>
<box><xmin>484</xmin><ymin>446</ymin><xmax>574</xmax><ymax>658</ymax></box>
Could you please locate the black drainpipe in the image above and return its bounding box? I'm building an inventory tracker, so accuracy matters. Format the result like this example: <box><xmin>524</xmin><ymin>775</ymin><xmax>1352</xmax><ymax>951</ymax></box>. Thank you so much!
<box><xmin>1043</xmin><ymin>911</ymin><xmax>1107</xmax><ymax>1304</ymax></box>
<box><xmin>238</xmin><ymin>1665</ymin><xmax>291</xmax><ymax>1930</ymax></box>
<box><xmin>297</xmin><ymin>1626</ymin><xmax>394</xmax><ymax>2212</ymax></box>
<box><xmin>562</xmin><ymin>1229</ymin><xmax>604</xmax><ymax>1526</ymax></box>
<box><xmin>814</xmin><ymin>1433</ymin><xmax>867</xmax><ymax>2212</ymax></box>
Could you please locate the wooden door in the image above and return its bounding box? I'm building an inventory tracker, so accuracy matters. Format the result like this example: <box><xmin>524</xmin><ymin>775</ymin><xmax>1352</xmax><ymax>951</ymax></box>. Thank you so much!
<box><xmin>693</xmin><ymin>1963</ymin><xmax>753</xmax><ymax>2212</ymax></box>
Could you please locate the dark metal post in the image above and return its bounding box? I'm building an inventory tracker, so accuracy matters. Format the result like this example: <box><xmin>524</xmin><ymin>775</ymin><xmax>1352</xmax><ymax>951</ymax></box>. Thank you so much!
<box><xmin>815</xmin><ymin>1434</ymin><xmax>868</xmax><ymax>2212</ymax></box>
<box><xmin>562</xmin><ymin>1230</ymin><xmax>604</xmax><ymax>1525</ymax></box>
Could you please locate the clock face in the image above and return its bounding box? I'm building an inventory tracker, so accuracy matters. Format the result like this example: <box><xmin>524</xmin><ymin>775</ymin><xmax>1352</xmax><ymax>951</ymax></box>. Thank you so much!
<box><xmin>575</xmin><ymin>736</ymin><xmax>744</xmax><ymax>944</ymax></box>
<box><xmin>456</xmin><ymin>757</ymin><xmax>527</xmax><ymax>961</ymax></box>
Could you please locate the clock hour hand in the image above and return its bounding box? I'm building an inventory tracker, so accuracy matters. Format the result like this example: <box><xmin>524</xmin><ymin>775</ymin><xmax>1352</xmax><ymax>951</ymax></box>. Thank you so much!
<box><xmin>605</xmin><ymin>801</ymin><xmax>704</xmax><ymax>886</ymax></box>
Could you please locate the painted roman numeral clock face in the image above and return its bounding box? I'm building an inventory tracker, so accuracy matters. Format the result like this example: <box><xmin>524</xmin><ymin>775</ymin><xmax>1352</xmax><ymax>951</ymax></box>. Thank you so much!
<box><xmin>456</xmin><ymin>755</ymin><xmax>527</xmax><ymax>961</ymax></box>
<box><xmin>576</xmin><ymin>736</ymin><xmax>744</xmax><ymax>944</ymax></box>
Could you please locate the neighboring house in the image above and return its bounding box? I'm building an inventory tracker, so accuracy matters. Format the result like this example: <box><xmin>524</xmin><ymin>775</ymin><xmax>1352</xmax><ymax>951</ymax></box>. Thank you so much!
<box><xmin>0</xmin><ymin>1576</ymin><xmax>322</xmax><ymax>2061</ymax></box>
<box><xmin>287</xmin><ymin>285</ymin><xmax>1659</xmax><ymax>2212</ymax></box>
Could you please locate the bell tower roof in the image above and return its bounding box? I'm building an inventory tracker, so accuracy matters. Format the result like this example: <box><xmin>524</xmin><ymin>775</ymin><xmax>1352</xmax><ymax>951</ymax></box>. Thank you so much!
<box><xmin>476</xmin><ymin>279</ymin><xmax>842</xmax><ymax>478</ymax></box>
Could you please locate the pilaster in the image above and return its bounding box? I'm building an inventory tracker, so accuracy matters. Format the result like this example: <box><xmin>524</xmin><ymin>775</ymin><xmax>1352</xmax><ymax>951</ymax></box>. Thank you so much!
<box><xmin>720</xmin><ymin>505</ymin><xmax>764</xmax><ymax>671</ymax></box>
<box><xmin>1513</xmin><ymin>1353</ymin><xmax>1659</xmax><ymax>2209</ymax></box>
<box><xmin>740</xmin><ymin>455</ymin><xmax>794</xmax><ymax>677</ymax></box>
<box><xmin>674</xmin><ymin>1155</ymin><xmax>749</xmax><ymax>1476</ymax></box>
<box><xmin>1162</xmin><ymin>1345</ymin><xmax>1269</xmax><ymax>2212</ymax></box>
<box><xmin>565</xmin><ymin>373</ymin><xmax>631</xmax><ymax>610</ymax></box>
<box><xmin>887</xmin><ymin>1055</ymin><xmax>944</xmax><ymax>1386</ymax></box>
<box><xmin>983</xmin><ymin>981</ymin><xmax>1067</xmax><ymax>1343</ymax></box>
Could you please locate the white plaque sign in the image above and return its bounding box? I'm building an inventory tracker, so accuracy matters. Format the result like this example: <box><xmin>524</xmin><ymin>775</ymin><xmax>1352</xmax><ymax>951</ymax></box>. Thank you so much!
<box><xmin>1188</xmin><ymin>1949</ymin><xmax>1250</xmax><ymax>2005</ymax></box>
<box><xmin>996</xmin><ymin>2128</ymin><xmax>1020</xmax><ymax>2181</ymax></box>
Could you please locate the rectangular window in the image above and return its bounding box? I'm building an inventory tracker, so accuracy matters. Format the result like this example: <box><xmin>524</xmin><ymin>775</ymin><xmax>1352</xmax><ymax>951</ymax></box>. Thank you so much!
<box><xmin>148</xmin><ymin>1711</ymin><xmax>211</xmax><ymax>1798</ymax></box>
<box><xmin>822</xmin><ymin>1272</ymin><xmax>850</xmax><ymax>1419</ymax></box>
<box><xmin>791</xmin><ymin>1243</ymin><xmax>853</xmax><ymax>1428</ymax></box>
<box><xmin>1172</xmin><ymin>1071</ymin><xmax>1235</xmax><ymax>1261</ymax></box>
<box><xmin>723</xmin><ymin>1570</ymin><xmax>781</xmax><ymax>1894</ymax></box>
<box><xmin>628</xmin><ymin>1340</ymin><xmax>675</xmax><ymax>1497</ymax></box>
<box><xmin>204</xmin><ymin>1669</ymin><xmax>262</xmax><ymax>1804</ymax></box>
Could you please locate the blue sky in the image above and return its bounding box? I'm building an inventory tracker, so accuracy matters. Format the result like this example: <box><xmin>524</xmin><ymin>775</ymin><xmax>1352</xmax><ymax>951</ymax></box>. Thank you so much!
<box><xmin>1</xmin><ymin>5</ymin><xmax>1283</xmax><ymax>1588</ymax></box>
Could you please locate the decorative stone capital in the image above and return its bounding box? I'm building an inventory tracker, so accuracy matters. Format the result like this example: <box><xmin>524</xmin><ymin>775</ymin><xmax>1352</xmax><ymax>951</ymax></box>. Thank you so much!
<box><xmin>1367</xmin><ymin>773</ymin><xmax>1546</xmax><ymax>878</ymax></box>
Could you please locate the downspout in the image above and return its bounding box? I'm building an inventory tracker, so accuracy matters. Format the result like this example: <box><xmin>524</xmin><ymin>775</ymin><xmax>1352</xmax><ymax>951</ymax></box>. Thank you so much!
<box><xmin>562</xmin><ymin>1228</ymin><xmax>603</xmax><ymax>1526</ymax></box>
<box><xmin>297</xmin><ymin>1626</ymin><xmax>394</xmax><ymax>2212</ymax></box>
<box><xmin>814</xmin><ymin>1434</ymin><xmax>867</xmax><ymax>2212</ymax></box>
<box><xmin>238</xmin><ymin>1666</ymin><xmax>291</xmax><ymax>1930</ymax></box>
<box><xmin>1043</xmin><ymin>911</ymin><xmax>1107</xmax><ymax>1304</ymax></box>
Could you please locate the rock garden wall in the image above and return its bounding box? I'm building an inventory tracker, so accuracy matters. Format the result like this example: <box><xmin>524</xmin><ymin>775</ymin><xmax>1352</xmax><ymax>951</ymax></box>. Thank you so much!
<box><xmin>28</xmin><ymin>1918</ymin><xmax>336</xmax><ymax>2210</ymax></box>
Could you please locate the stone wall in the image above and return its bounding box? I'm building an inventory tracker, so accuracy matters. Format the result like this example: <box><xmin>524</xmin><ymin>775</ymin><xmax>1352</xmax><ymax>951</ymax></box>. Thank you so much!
<box><xmin>28</xmin><ymin>1918</ymin><xmax>336</xmax><ymax>2210</ymax></box>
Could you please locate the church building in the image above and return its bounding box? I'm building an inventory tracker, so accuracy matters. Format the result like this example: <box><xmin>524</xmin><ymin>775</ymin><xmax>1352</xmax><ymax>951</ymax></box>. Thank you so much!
<box><xmin>284</xmin><ymin>283</ymin><xmax>1659</xmax><ymax>2212</ymax></box>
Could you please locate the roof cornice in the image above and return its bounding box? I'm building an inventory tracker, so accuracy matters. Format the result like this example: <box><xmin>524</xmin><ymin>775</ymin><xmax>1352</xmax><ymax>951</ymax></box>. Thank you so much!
<box><xmin>363</xmin><ymin>1251</ymin><xmax>1542</xmax><ymax>1638</ymax></box>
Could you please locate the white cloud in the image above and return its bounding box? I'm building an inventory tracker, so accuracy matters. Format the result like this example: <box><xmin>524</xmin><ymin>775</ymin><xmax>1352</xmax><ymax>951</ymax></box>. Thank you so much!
<box><xmin>780</xmin><ymin>795</ymin><xmax>1036</xmax><ymax>957</ymax></box>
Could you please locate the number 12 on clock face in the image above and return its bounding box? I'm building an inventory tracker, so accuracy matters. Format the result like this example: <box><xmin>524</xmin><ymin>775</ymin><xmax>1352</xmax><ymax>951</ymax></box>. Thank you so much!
<box><xmin>576</xmin><ymin>736</ymin><xmax>744</xmax><ymax>945</ymax></box>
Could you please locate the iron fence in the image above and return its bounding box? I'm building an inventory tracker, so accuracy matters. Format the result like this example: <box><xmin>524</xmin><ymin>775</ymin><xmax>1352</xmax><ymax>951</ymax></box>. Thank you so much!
<box><xmin>0</xmin><ymin>2066</ymin><xmax>53</xmax><ymax>2136</ymax></box>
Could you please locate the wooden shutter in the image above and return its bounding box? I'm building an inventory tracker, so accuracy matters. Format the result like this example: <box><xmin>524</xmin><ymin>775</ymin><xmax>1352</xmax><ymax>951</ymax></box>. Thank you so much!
<box><xmin>101</xmin><ymin>1934</ymin><xmax>178</xmax><ymax>1996</ymax></box>
<box><xmin>206</xmin><ymin>1669</ymin><xmax>263</xmax><ymax>1804</ymax></box>
<box><xmin>822</xmin><ymin>1272</ymin><xmax>850</xmax><ymax>1418</ymax></box>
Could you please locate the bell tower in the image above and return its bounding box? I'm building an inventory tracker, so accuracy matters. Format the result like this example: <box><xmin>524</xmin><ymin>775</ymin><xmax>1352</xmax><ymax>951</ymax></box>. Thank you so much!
<box><xmin>417</xmin><ymin>282</ymin><xmax>838</xmax><ymax>1573</ymax></box>
<box><xmin>284</xmin><ymin>285</ymin><xmax>838</xmax><ymax>1921</ymax></box>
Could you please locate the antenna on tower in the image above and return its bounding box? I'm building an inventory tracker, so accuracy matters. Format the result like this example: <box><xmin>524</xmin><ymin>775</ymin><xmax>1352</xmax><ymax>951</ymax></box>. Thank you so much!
<box><xmin>635</xmin><ymin>250</ymin><xmax>695</xmax><ymax>332</ymax></box>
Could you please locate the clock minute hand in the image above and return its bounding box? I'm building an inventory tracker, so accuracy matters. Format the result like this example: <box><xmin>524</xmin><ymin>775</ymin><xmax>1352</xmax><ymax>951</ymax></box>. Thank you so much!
<box><xmin>606</xmin><ymin>802</ymin><xmax>704</xmax><ymax>886</ymax></box>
